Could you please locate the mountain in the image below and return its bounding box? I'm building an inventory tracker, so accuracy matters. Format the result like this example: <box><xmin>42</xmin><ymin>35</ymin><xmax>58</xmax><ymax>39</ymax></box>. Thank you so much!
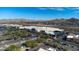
<box><xmin>0</xmin><ymin>18</ymin><xmax>79</xmax><ymax>27</ymax></box>
<box><xmin>0</xmin><ymin>18</ymin><xmax>79</xmax><ymax>32</ymax></box>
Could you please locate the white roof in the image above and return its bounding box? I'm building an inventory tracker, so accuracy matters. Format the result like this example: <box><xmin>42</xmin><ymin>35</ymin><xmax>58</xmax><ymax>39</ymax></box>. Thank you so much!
<box><xmin>19</xmin><ymin>26</ymin><xmax>64</xmax><ymax>32</ymax></box>
<box><xmin>67</xmin><ymin>34</ymin><xmax>79</xmax><ymax>39</ymax></box>
<box><xmin>67</xmin><ymin>35</ymin><xmax>74</xmax><ymax>38</ymax></box>
<box><xmin>74</xmin><ymin>35</ymin><xmax>79</xmax><ymax>39</ymax></box>
<box><xmin>48</xmin><ymin>48</ymin><xmax>56</xmax><ymax>51</ymax></box>
<box><xmin>38</xmin><ymin>48</ymin><xmax>56</xmax><ymax>51</ymax></box>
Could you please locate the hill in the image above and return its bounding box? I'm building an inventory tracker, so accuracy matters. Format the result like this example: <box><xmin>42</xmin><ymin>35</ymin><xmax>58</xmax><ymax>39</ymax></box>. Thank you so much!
<box><xmin>0</xmin><ymin>18</ymin><xmax>79</xmax><ymax>32</ymax></box>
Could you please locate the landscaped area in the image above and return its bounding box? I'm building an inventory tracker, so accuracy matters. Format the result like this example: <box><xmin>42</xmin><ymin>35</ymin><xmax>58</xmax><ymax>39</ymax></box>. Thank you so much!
<box><xmin>0</xmin><ymin>25</ymin><xmax>78</xmax><ymax>51</ymax></box>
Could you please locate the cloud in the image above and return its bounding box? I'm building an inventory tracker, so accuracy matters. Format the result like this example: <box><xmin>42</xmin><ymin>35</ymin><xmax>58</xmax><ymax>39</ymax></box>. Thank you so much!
<box><xmin>67</xmin><ymin>7</ymin><xmax>79</xmax><ymax>10</ymax></box>
<box><xmin>70</xmin><ymin>7</ymin><xmax>79</xmax><ymax>14</ymax></box>
<box><xmin>62</xmin><ymin>7</ymin><xmax>79</xmax><ymax>14</ymax></box>
<box><xmin>74</xmin><ymin>7</ymin><xmax>79</xmax><ymax>10</ymax></box>
<box><xmin>49</xmin><ymin>7</ymin><xmax>65</xmax><ymax>11</ymax></box>
<box><xmin>38</xmin><ymin>7</ymin><xmax>79</xmax><ymax>11</ymax></box>
<box><xmin>38</xmin><ymin>8</ymin><xmax>48</xmax><ymax>10</ymax></box>
<box><xmin>38</xmin><ymin>7</ymin><xmax>65</xmax><ymax>11</ymax></box>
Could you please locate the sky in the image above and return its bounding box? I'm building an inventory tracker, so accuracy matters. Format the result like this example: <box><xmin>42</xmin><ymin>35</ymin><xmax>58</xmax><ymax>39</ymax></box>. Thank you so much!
<box><xmin>0</xmin><ymin>7</ymin><xmax>79</xmax><ymax>20</ymax></box>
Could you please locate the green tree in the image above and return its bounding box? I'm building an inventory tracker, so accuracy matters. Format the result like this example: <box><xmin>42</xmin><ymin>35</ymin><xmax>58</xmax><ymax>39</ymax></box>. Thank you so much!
<box><xmin>5</xmin><ymin>45</ymin><xmax>21</xmax><ymax>51</ymax></box>
<box><xmin>36</xmin><ymin>38</ymin><xmax>47</xmax><ymax>43</ymax></box>
<box><xmin>22</xmin><ymin>40</ymin><xmax>38</xmax><ymax>48</ymax></box>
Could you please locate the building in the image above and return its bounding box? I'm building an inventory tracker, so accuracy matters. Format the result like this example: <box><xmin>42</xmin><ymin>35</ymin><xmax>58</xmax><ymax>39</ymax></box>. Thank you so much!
<box><xmin>67</xmin><ymin>33</ymin><xmax>77</xmax><ymax>39</ymax></box>
<box><xmin>19</xmin><ymin>26</ymin><xmax>64</xmax><ymax>35</ymax></box>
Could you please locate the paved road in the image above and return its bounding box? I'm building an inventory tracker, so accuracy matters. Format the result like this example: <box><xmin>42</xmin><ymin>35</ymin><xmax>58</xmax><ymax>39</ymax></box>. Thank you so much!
<box><xmin>0</xmin><ymin>36</ymin><xmax>38</xmax><ymax>51</ymax></box>
<box><xmin>0</xmin><ymin>39</ymin><xmax>27</xmax><ymax>51</ymax></box>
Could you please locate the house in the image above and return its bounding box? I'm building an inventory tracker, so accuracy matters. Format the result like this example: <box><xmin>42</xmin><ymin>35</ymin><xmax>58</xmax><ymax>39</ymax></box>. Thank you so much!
<box><xmin>19</xmin><ymin>26</ymin><xmax>64</xmax><ymax>35</ymax></box>
<box><xmin>66</xmin><ymin>33</ymin><xmax>79</xmax><ymax>43</ymax></box>
<box><xmin>67</xmin><ymin>33</ymin><xmax>77</xmax><ymax>39</ymax></box>
<box><xmin>75</xmin><ymin>35</ymin><xmax>79</xmax><ymax>38</ymax></box>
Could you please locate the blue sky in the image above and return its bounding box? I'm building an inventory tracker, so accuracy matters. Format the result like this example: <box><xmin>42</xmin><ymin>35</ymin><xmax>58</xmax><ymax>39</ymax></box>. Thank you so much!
<box><xmin>0</xmin><ymin>7</ymin><xmax>79</xmax><ymax>20</ymax></box>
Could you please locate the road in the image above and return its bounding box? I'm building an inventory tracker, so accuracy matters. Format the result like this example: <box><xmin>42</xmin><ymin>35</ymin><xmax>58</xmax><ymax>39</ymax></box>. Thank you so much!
<box><xmin>0</xmin><ymin>39</ymin><xmax>27</xmax><ymax>51</ymax></box>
